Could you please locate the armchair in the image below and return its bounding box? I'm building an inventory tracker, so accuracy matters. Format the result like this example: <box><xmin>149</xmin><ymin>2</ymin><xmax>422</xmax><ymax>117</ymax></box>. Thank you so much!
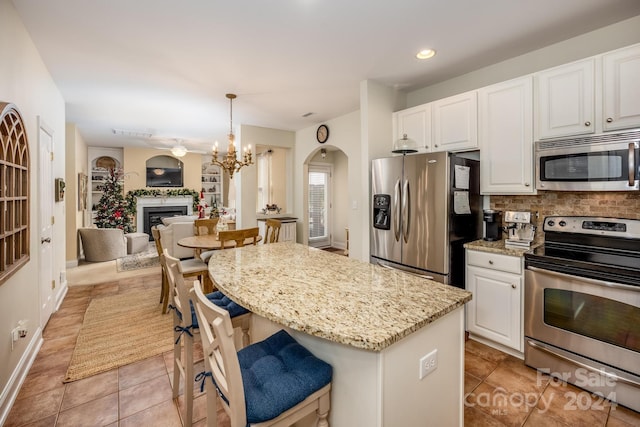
<box><xmin>78</xmin><ymin>228</ymin><xmax>127</xmax><ymax>262</ymax></box>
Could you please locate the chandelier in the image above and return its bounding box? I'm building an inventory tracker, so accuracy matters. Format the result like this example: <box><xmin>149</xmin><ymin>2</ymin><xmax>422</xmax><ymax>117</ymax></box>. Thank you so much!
<box><xmin>211</xmin><ymin>93</ymin><xmax>253</xmax><ymax>179</ymax></box>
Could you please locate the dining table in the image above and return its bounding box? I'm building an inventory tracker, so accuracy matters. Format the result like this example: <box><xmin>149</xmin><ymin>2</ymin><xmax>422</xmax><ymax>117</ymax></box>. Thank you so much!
<box><xmin>177</xmin><ymin>233</ymin><xmax>263</xmax><ymax>251</ymax></box>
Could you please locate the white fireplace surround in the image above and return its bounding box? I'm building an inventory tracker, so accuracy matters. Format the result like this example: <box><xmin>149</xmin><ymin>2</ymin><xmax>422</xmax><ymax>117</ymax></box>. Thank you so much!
<box><xmin>135</xmin><ymin>196</ymin><xmax>193</xmax><ymax>232</ymax></box>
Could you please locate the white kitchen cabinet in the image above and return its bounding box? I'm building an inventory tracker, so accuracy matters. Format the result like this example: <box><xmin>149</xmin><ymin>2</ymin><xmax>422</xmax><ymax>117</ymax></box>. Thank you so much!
<box><xmin>432</xmin><ymin>91</ymin><xmax>478</xmax><ymax>152</ymax></box>
<box><xmin>535</xmin><ymin>57</ymin><xmax>595</xmax><ymax>139</ymax></box>
<box><xmin>465</xmin><ymin>249</ymin><xmax>523</xmax><ymax>352</ymax></box>
<box><xmin>479</xmin><ymin>76</ymin><xmax>535</xmax><ymax>194</ymax></box>
<box><xmin>280</xmin><ymin>221</ymin><xmax>296</xmax><ymax>242</ymax></box>
<box><xmin>392</xmin><ymin>103</ymin><xmax>431</xmax><ymax>152</ymax></box>
<box><xmin>603</xmin><ymin>43</ymin><xmax>640</xmax><ymax>131</ymax></box>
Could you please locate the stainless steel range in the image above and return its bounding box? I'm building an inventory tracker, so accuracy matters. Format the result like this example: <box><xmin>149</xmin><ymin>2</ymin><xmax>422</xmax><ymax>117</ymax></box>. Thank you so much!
<box><xmin>524</xmin><ymin>216</ymin><xmax>640</xmax><ymax>412</ymax></box>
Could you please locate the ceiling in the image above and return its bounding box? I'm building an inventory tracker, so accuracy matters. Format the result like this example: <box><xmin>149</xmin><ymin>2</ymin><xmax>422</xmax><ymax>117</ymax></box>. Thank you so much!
<box><xmin>12</xmin><ymin>0</ymin><xmax>640</xmax><ymax>154</ymax></box>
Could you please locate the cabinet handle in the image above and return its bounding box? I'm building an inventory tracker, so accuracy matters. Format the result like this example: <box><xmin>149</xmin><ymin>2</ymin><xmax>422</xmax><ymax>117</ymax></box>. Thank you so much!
<box><xmin>525</xmin><ymin>183</ymin><xmax>530</xmax><ymax>187</ymax></box>
<box><xmin>425</xmin><ymin>145</ymin><xmax>429</xmax><ymax>149</ymax></box>
<box><xmin>488</xmin><ymin>260</ymin><xmax>494</xmax><ymax>265</ymax></box>
<box><xmin>434</xmin><ymin>144</ymin><xmax>439</xmax><ymax>148</ymax></box>
<box><xmin>584</xmin><ymin>121</ymin><xmax>591</xmax><ymax>127</ymax></box>
<box><xmin>606</xmin><ymin>117</ymin><xmax>613</xmax><ymax>123</ymax></box>
<box><xmin>511</xmin><ymin>284</ymin><xmax>516</xmax><ymax>289</ymax></box>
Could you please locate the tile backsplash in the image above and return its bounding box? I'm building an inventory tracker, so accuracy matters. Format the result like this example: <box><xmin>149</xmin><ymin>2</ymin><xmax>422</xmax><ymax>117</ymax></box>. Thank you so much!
<box><xmin>491</xmin><ymin>192</ymin><xmax>640</xmax><ymax>241</ymax></box>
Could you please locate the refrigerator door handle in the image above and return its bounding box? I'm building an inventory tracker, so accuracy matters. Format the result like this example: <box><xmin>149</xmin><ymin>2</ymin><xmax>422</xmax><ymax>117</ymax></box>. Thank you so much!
<box><xmin>393</xmin><ymin>179</ymin><xmax>401</xmax><ymax>242</ymax></box>
<box><xmin>402</xmin><ymin>180</ymin><xmax>410</xmax><ymax>243</ymax></box>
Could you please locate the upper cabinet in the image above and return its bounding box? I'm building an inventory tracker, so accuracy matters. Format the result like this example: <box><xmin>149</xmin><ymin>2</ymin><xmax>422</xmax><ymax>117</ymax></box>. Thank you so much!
<box><xmin>432</xmin><ymin>91</ymin><xmax>478</xmax><ymax>152</ymax></box>
<box><xmin>479</xmin><ymin>76</ymin><xmax>535</xmax><ymax>195</ymax></box>
<box><xmin>602</xmin><ymin>44</ymin><xmax>640</xmax><ymax>132</ymax></box>
<box><xmin>536</xmin><ymin>43</ymin><xmax>640</xmax><ymax>139</ymax></box>
<box><xmin>535</xmin><ymin>58</ymin><xmax>595</xmax><ymax>139</ymax></box>
<box><xmin>392</xmin><ymin>90</ymin><xmax>477</xmax><ymax>154</ymax></box>
<box><xmin>393</xmin><ymin>104</ymin><xmax>431</xmax><ymax>152</ymax></box>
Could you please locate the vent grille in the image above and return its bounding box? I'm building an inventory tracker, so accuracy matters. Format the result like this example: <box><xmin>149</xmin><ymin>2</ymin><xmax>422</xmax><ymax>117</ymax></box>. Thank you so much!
<box><xmin>537</xmin><ymin>129</ymin><xmax>640</xmax><ymax>150</ymax></box>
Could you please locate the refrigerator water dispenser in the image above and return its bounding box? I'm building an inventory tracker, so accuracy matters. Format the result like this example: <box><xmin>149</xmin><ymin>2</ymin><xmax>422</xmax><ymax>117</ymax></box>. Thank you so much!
<box><xmin>373</xmin><ymin>194</ymin><xmax>391</xmax><ymax>230</ymax></box>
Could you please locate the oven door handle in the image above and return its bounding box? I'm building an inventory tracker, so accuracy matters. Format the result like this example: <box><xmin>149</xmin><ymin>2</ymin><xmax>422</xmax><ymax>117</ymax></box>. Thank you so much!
<box><xmin>629</xmin><ymin>142</ymin><xmax>636</xmax><ymax>187</ymax></box>
<box><xmin>527</xmin><ymin>340</ymin><xmax>640</xmax><ymax>388</ymax></box>
<box><xmin>527</xmin><ymin>266</ymin><xmax>640</xmax><ymax>293</ymax></box>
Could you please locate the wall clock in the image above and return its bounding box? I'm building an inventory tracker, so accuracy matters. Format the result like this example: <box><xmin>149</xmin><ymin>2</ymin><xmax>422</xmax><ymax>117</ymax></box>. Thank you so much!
<box><xmin>316</xmin><ymin>124</ymin><xmax>329</xmax><ymax>144</ymax></box>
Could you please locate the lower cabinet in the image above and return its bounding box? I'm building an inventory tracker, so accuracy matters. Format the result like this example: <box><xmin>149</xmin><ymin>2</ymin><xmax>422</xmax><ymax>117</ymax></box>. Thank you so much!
<box><xmin>465</xmin><ymin>249</ymin><xmax>523</xmax><ymax>352</ymax></box>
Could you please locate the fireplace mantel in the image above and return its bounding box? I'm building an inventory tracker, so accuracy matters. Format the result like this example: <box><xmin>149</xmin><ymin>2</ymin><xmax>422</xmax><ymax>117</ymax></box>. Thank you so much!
<box><xmin>135</xmin><ymin>196</ymin><xmax>193</xmax><ymax>232</ymax></box>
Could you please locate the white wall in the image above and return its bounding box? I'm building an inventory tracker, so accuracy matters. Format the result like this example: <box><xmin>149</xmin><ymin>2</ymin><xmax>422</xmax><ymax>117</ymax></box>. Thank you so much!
<box><xmin>0</xmin><ymin>0</ymin><xmax>66</xmax><ymax>422</ymax></box>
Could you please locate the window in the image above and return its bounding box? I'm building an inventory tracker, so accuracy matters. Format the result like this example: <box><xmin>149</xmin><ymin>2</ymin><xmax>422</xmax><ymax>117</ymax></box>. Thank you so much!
<box><xmin>0</xmin><ymin>103</ymin><xmax>30</xmax><ymax>285</ymax></box>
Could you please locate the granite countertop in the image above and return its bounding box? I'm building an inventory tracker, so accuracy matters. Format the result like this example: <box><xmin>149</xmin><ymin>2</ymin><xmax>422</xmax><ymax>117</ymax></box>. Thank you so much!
<box><xmin>464</xmin><ymin>239</ymin><xmax>542</xmax><ymax>257</ymax></box>
<box><xmin>207</xmin><ymin>242</ymin><xmax>471</xmax><ymax>352</ymax></box>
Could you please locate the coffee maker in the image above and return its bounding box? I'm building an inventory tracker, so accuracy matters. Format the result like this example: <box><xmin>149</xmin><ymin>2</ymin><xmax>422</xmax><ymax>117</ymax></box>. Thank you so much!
<box><xmin>483</xmin><ymin>210</ymin><xmax>502</xmax><ymax>241</ymax></box>
<box><xmin>504</xmin><ymin>211</ymin><xmax>536</xmax><ymax>249</ymax></box>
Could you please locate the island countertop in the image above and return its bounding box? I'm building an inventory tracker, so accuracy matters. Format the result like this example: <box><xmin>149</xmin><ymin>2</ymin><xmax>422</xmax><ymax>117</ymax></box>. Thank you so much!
<box><xmin>207</xmin><ymin>242</ymin><xmax>472</xmax><ymax>351</ymax></box>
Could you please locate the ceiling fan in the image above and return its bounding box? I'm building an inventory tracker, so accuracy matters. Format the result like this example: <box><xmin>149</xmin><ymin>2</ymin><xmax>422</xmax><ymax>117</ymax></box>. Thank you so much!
<box><xmin>142</xmin><ymin>137</ymin><xmax>211</xmax><ymax>157</ymax></box>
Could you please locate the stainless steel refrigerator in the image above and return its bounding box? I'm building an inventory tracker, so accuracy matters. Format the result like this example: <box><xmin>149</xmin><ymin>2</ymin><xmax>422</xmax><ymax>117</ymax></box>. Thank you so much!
<box><xmin>370</xmin><ymin>152</ymin><xmax>481</xmax><ymax>288</ymax></box>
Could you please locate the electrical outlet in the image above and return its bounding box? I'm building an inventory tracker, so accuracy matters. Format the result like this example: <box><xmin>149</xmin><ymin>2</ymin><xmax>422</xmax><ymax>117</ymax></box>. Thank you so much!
<box><xmin>419</xmin><ymin>349</ymin><xmax>438</xmax><ymax>380</ymax></box>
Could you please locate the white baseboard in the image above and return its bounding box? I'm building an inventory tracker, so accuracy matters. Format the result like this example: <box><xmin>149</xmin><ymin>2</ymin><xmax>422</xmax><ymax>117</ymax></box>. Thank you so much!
<box><xmin>0</xmin><ymin>329</ymin><xmax>43</xmax><ymax>426</ymax></box>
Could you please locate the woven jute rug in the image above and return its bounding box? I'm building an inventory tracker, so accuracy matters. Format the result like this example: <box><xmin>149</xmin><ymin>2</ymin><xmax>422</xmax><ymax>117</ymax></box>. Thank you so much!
<box><xmin>64</xmin><ymin>289</ymin><xmax>173</xmax><ymax>382</ymax></box>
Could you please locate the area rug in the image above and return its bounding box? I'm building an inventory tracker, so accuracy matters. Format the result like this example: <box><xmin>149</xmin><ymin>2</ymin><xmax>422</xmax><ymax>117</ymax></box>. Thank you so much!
<box><xmin>64</xmin><ymin>289</ymin><xmax>173</xmax><ymax>382</ymax></box>
<box><xmin>116</xmin><ymin>244</ymin><xmax>159</xmax><ymax>272</ymax></box>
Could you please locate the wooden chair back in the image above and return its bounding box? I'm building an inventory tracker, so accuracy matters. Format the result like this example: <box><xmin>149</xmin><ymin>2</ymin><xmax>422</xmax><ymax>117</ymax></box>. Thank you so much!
<box><xmin>194</xmin><ymin>218</ymin><xmax>219</xmax><ymax>236</ymax></box>
<box><xmin>218</xmin><ymin>227</ymin><xmax>260</xmax><ymax>249</ymax></box>
<box><xmin>192</xmin><ymin>280</ymin><xmax>247</xmax><ymax>425</ymax></box>
<box><xmin>152</xmin><ymin>226</ymin><xmax>170</xmax><ymax>313</ymax></box>
<box><xmin>264</xmin><ymin>219</ymin><xmax>282</xmax><ymax>244</ymax></box>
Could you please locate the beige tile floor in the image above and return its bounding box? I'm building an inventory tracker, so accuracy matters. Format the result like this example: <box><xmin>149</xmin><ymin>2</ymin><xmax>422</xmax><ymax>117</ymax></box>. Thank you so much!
<box><xmin>5</xmin><ymin>270</ymin><xmax>640</xmax><ymax>426</ymax></box>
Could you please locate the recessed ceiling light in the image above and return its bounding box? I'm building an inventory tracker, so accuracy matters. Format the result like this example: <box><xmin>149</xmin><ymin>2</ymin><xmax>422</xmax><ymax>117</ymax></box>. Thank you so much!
<box><xmin>416</xmin><ymin>49</ymin><xmax>436</xmax><ymax>60</ymax></box>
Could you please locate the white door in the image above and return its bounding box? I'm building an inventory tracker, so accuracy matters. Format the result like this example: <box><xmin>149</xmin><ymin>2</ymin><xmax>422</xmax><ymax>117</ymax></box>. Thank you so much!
<box><xmin>39</xmin><ymin>117</ymin><xmax>54</xmax><ymax>328</ymax></box>
<box><xmin>308</xmin><ymin>164</ymin><xmax>331</xmax><ymax>248</ymax></box>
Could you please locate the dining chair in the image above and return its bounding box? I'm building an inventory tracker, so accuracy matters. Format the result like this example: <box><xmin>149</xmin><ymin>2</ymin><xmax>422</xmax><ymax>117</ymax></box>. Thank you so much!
<box><xmin>264</xmin><ymin>219</ymin><xmax>282</xmax><ymax>244</ymax></box>
<box><xmin>161</xmin><ymin>250</ymin><xmax>251</xmax><ymax>427</ymax></box>
<box><xmin>194</xmin><ymin>218</ymin><xmax>219</xmax><ymax>262</ymax></box>
<box><xmin>152</xmin><ymin>226</ymin><xmax>209</xmax><ymax>313</ymax></box>
<box><xmin>151</xmin><ymin>226</ymin><xmax>170</xmax><ymax>313</ymax></box>
<box><xmin>218</xmin><ymin>227</ymin><xmax>260</xmax><ymax>249</ymax></box>
<box><xmin>191</xmin><ymin>280</ymin><xmax>332</xmax><ymax>427</ymax></box>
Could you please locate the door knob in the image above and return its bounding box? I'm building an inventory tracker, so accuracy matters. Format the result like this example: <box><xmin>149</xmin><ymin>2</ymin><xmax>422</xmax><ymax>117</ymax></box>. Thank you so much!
<box><xmin>41</xmin><ymin>237</ymin><xmax>51</xmax><ymax>244</ymax></box>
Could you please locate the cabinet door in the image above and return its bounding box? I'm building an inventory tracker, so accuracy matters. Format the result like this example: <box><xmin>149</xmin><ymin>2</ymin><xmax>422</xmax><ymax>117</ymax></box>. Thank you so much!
<box><xmin>479</xmin><ymin>76</ymin><xmax>535</xmax><ymax>194</ymax></box>
<box><xmin>432</xmin><ymin>91</ymin><xmax>478</xmax><ymax>152</ymax></box>
<box><xmin>281</xmin><ymin>222</ymin><xmax>296</xmax><ymax>242</ymax></box>
<box><xmin>603</xmin><ymin>44</ymin><xmax>640</xmax><ymax>131</ymax></box>
<box><xmin>393</xmin><ymin>104</ymin><xmax>431</xmax><ymax>152</ymax></box>
<box><xmin>466</xmin><ymin>265</ymin><xmax>522</xmax><ymax>351</ymax></box>
<box><xmin>535</xmin><ymin>58</ymin><xmax>595</xmax><ymax>139</ymax></box>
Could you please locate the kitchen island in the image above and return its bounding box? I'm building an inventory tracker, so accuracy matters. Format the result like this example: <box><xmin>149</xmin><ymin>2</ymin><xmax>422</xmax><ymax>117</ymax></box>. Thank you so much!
<box><xmin>207</xmin><ymin>242</ymin><xmax>472</xmax><ymax>426</ymax></box>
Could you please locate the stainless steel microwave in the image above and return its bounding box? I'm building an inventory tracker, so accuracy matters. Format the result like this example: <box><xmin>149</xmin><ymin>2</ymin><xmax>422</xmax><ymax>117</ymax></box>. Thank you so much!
<box><xmin>535</xmin><ymin>130</ymin><xmax>640</xmax><ymax>191</ymax></box>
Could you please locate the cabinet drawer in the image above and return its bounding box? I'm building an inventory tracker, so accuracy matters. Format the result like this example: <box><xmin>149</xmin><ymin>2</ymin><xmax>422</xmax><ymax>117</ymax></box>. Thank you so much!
<box><xmin>467</xmin><ymin>250</ymin><xmax>522</xmax><ymax>274</ymax></box>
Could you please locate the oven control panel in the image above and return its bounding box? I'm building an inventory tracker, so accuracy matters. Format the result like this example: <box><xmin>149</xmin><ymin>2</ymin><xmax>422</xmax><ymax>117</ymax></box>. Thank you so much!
<box><xmin>543</xmin><ymin>216</ymin><xmax>640</xmax><ymax>238</ymax></box>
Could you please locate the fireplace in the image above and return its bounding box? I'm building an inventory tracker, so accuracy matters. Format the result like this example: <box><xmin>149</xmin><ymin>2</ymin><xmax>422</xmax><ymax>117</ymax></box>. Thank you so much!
<box><xmin>135</xmin><ymin>196</ymin><xmax>193</xmax><ymax>235</ymax></box>
<box><xmin>143</xmin><ymin>206</ymin><xmax>188</xmax><ymax>239</ymax></box>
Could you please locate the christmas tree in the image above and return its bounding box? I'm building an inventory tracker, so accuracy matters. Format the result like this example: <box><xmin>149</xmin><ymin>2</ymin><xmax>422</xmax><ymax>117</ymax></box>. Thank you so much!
<box><xmin>94</xmin><ymin>169</ymin><xmax>133</xmax><ymax>232</ymax></box>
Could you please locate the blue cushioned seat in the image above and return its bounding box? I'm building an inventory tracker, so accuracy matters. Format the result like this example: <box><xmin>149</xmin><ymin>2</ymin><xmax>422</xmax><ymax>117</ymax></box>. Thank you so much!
<box><xmin>237</xmin><ymin>330</ymin><xmax>333</xmax><ymax>424</ymax></box>
<box><xmin>184</xmin><ymin>291</ymin><xmax>250</xmax><ymax>328</ymax></box>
